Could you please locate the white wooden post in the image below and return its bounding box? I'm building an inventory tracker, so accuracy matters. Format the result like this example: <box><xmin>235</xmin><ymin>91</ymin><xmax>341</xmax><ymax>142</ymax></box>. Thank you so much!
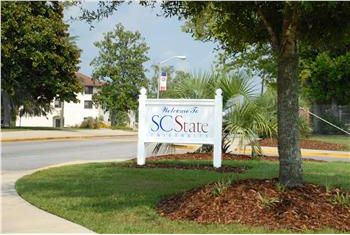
<box><xmin>137</xmin><ymin>87</ymin><xmax>147</xmax><ymax>165</ymax></box>
<box><xmin>213</xmin><ymin>89</ymin><xmax>223</xmax><ymax>168</ymax></box>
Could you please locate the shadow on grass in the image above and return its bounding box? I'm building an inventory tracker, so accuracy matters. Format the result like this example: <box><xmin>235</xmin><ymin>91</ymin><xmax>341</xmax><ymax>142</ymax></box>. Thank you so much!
<box><xmin>15</xmin><ymin>159</ymin><xmax>350</xmax><ymax>233</ymax></box>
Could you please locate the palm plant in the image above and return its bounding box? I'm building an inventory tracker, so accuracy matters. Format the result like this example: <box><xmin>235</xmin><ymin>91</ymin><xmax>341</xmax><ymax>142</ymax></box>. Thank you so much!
<box><xmin>219</xmin><ymin>73</ymin><xmax>257</xmax><ymax>108</ymax></box>
<box><xmin>169</xmin><ymin>71</ymin><xmax>219</xmax><ymax>99</ymax></box>
<box><xmin>224</xmin><ymin>99</ymin><xmax>277</xmax><ymax>157</ymax></box>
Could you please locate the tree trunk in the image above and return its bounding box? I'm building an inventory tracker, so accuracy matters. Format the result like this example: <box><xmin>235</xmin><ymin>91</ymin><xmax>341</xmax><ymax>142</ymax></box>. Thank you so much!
<box><xmin>259</xmin><ymin>3</ymin><xmax>303</xmax><ymax>187</ymax></box>
<box><xmin>110</xmin><ymin>111</ymin><xmax>117</xmax><ymax>126</ymax></box>
<box><xmin>1</xmin><ymin>91</ymin><xmax>13</xmax><ymax>127</ymax></box>
<box><xmin>277</xmin><ymin>40</ymin><xmax>303</xmax><ymax>187</ymax></box>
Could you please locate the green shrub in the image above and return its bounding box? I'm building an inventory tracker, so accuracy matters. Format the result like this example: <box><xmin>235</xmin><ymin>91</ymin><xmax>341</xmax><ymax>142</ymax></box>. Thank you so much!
<box><xmin>298</xmin><ymin>116</ymin><xmax>312</xmax><ymax>138</ymax></box>
<box><xmin>330</xmin><ymin>192</ymin><xmax>350</xmax><ymax>208</ymax></box>
<box><xmin>317</xmin><ymin>112</ymin><xmax>346</xmax><ymax>135</ymax></box>
<box><xmin>211</xmin><ymin>176</ymin><xmax>236</xmax><ymax>196</ymax></box>
<box><xmin>80</xmin><ymin>117</ymin><xmax>105</xmax><ymax>129</ymax></box>
<box><xmin>275</xmin><ymin>183</ymin><xmax>286</xmax><ymax>193</ymax></box>
<box><xmin>109</xmin><ymin>111</ymin><xmax>129</xmax><ymax>127</ymax></box>
<box><xmin>257</xmin><ymin>192</ymin><xmax>280</xmax><ymax>209</ymax></box>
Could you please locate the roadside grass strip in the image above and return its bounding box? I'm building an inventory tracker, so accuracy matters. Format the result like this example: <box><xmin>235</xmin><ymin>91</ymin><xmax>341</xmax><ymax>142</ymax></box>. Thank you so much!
<box><xmin>16</xmin><ymin>159</ymin><xmax>350</xmax><ymax>233</ymax></box>
<box><xmin>309</xmin><ymin>135</ymin><xmax>350</xmax><ymax>151</ymax></box>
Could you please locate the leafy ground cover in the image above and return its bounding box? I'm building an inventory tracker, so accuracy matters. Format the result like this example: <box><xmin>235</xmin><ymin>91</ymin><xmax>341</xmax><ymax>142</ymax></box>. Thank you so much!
<box><xmin>16</xmin><ymin>155</ymin><xmax>350</xmax><ymax>233</ymax></box>
<box><xmin>309</xmin><ymin>135</ymin><xmax>350</xmax><ymax>151</ymax></box>
<box><xmin>158</xmin><ymin>178</ymin><xmax>349</xmax><ymax>231</ymax></box>
<box><xmin>260</xmin><ymin>136</ymin><xmax>349</xmax><ymax>151</ymax></box>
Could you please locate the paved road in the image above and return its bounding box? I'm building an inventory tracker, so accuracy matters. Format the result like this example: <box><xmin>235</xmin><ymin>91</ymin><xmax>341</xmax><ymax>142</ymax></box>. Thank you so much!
<box><xmin>2</xmin><ymin>138</ymin><xmax>140</xmax><ymax>233</ymax></box>
<box><xmin>2</xmin><ymin>138</ymin><xmax>349</xmax><ymax>171</ymax></box>
<box><xmin>2</xmin><ymin>138</ymin><xmax>138</xmax><ymax>233</ymax></box>
<box><xmin>2</xmin><ymin>137</ymin><xmax>137</xmax><ymax>171</ymax></box>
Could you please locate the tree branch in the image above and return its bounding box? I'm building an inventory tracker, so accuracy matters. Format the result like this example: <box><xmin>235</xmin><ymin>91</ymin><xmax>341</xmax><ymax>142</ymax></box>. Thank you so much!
<box><xmin>280</xmin><ymin>3</ymin><xmax>298</xmax><ymax>57</ymax></box>
<box><xmin>257</xmin><ymin>8</ymin><xmax>279</xmax><ymax>55</ymax></box>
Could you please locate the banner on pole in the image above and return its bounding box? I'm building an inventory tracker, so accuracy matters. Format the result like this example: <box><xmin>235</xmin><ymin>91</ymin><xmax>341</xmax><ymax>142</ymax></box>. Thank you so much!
<box><xmin>159</xmin><ymin>72</ymin><xmax>167</xmax><ymax>91</ymax></box>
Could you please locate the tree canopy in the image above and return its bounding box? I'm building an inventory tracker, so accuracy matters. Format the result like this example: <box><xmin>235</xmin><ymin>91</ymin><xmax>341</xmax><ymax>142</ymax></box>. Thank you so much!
<box><xmin>1</xmin><ymin>1</ymin><xmax>81</xmax><ymax>126</ymax></box>
<box><xmin>162</xmin><ymin>2</ymin><xmax>349</xmax><ymax>55</ymax></box>
<box><xmin>77</xmin><ymin>1</ymin><xmax>350</xmax><ymax>186</ymax></box>
<box><xmin>160</xmin><ymin>1</ymin><xmax>350</xmax><ymax>186</ymax></box>
<box><xmin>215</xmin><ymin>44</ymin><xmax>277</xmax><ymax>95</ymax></box>
<box><xmin>91</xmin><ymin>23</ymin><xmax>149</xmax><ymax>126</ymax></box>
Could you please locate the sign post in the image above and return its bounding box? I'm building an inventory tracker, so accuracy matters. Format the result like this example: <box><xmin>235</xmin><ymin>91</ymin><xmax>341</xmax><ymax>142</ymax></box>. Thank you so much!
<box><xmin>137</xmin><ymin>88</ymin><xmax>223</xmax><ymax>168</ymax></box>
<box><xmin>213</xmin><ymin>89</ymin><xmax>223</xmax><ymax>168</ymax></box>
<box><xmin>137</xmin><ymin>87</ymin><xmax>147</xmax><ymax>165</ymax></box>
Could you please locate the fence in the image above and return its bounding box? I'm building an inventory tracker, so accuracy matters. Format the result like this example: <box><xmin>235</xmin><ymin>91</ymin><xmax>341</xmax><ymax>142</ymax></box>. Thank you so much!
<box><xmin>310</xmin><ymin>104</ymin><xmax>350</xmax><ymax>135</ymax></box>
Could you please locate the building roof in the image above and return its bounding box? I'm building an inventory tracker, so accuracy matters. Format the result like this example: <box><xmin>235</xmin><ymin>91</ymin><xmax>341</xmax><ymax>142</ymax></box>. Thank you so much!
<box><xmin>75</xmin><ymin>72</ymin><xmax>105</xmax><ymax>87</ymax></box>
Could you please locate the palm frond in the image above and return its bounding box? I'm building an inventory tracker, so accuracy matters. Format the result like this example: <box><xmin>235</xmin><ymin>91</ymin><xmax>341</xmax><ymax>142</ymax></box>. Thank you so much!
<box><xmin>219</xmin><ymin>73</ymin><xmax>257</xmax><ymax>108</ymax></box>
<box><xmin>171</xmin><ymin>71</ymin><xmax>219</xmax><ymax>99</ymax></box>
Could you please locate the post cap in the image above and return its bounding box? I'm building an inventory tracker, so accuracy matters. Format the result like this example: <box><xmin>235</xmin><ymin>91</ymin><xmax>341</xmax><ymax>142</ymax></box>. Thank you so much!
<box><xmin>216</xmin><ymin>89</ymin><xmax>222</xmax><ymax>96</ymax></box>
<box><xmin>140</xmin><ymin>87</ymin><xmax>147</xmax><ymax>95</ymax></box>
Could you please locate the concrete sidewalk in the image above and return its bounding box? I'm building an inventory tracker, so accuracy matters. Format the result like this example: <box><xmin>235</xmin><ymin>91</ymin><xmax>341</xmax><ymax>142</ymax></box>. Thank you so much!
<box><xmin>1</xmin><ymin>159</ymin><xmax>132</xmax><ymax>233</ymax></box>
<box><xmin>2</xmin><ymin>170</ymin><xmax>93</xmax><ymax>233</ymax></box>
<box><xmin>1</xmin><ymin>129</ymin><xmax>137</xmax><ymax>142</ymax></box>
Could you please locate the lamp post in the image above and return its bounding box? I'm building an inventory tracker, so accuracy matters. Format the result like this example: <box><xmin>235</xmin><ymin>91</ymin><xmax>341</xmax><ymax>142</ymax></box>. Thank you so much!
<box><xmin>157</xmin><ymin>55</ymin><xmax>186</xmax><ymax>99</ymax></box>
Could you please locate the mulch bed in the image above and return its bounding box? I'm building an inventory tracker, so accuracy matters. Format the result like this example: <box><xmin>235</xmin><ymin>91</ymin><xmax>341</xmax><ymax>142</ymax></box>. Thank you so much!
<box><xmin>146</xmin><ymin>153</ymin><xmax>325</xmax><ymax>163</ymax></box>
<box><xmin>157</xmin><ymin>178</ymin><xmax>350</xmax><ymax>232</ymax></box>
<box><xmin>260</xmin><ymin>138</ymin><xmax>345</xmax><ymax>151</ymax></box>
<box><xmin>122</xmin><ymin>161</ymin><xmax>247</xmax><ymax>173</ymax></box>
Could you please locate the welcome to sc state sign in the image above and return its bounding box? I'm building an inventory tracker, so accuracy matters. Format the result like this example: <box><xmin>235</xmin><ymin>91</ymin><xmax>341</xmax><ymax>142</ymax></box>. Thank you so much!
<box><xmin>137</xmin><ymin>88</ymin><xmax>223</xmax><ymax>168</ymax></box>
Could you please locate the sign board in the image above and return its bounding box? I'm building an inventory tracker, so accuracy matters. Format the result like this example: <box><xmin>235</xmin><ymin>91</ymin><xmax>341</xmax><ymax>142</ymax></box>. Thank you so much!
<box><xmin>137</xmin><ymin>88</ymin><xmax>223</xmax><ymax>167</ymax></box>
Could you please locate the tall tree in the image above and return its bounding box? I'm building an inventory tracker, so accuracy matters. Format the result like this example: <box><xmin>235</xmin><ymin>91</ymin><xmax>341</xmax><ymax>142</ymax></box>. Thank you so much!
<box><xmin>160</xmin><ymin>2</ymin><xmax>350</xmax><ymax>186</ymax></box>
<box><xmin>300</xmin><ymin>51</ymin><xmax>350</xmax><ymax>106</ymax></box>
<box><xmin>91</xmin><ymin>23</ymin><xmax>149</xmax><ymax>126</ymax></box>
<box><xmin>77</xmin><ymin>1</ymin><xmax>350</xmax><ymax>186</ymax></box>
<box><xmin>1</xmin><ymin>1</ymin><xmax>82</xmax><ymax>126</ymax></box>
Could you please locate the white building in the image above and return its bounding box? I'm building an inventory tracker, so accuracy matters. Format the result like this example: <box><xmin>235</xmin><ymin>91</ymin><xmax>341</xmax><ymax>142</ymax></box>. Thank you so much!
<box><xmin>16</xmin><ymin>72</ymin><xmax>109</xmax><ymax>128</ymax></box>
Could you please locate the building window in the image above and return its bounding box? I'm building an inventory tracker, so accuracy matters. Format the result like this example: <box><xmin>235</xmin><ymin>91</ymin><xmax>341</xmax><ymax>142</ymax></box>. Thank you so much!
<box><xmin>54</xmin><ymin>100</ymin><xmax>62</xmax><ymax>108</ymax></box>
<box><xmin>84</xmin><ymin>86</ymin><xmax>93</xmax><ymax>94</ymax></box>
<box><xmin>84</xmin><ymin>100</ymin><xmax>93</xmax><ymax>109</ymax></box>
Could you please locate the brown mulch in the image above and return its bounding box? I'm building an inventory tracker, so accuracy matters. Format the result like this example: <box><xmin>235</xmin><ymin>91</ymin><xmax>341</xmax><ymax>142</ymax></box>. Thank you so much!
<box><xmin>122</xmin><ymin>161</ymin><xmax>247</xmax><ymax>173</ymax></box>
<box><xmin>260</xmin><ymin>138</ymin><xmax>345</xmax><ymax>151</ymax></box>
<box><xmin>146</xmin><ymin>152</ymin><xmax>325</xmax><ymax>163</ymax></box>
<box><xmin>157</xmin><ymin>178</ymin><xmax>350</xmax><ymax>232</ymax></box>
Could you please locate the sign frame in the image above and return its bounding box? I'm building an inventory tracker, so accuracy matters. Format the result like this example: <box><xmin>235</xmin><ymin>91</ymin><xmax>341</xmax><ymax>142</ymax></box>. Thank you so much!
<box><xmin>137</xmin><ymin>88</ymin><xmax>223</xmax><ymax>168</ymax></box>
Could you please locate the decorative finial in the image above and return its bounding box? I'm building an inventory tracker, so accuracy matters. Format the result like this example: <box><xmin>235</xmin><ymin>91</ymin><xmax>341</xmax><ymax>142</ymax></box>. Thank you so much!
<box><xmin>216</xmin><ymin>89</ymin><xmax>222</xmax><ymax>95</ymax></box>
<box><xmin>140</xmin><ymin>87</ymin><xmax>147</xmax><ymax>95</ymax></box>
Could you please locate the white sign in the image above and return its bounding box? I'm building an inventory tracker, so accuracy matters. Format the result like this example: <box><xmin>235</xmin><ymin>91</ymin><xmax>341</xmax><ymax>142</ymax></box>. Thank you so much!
<box><xmin>159</xmin><ymin>72</ymin><xmax>167</xmax><ymax>91</ymax></box>
<box><xmin>137</xmin><ymin>88</ymin><xmax>223</xmax><ymax>168</ymax></box>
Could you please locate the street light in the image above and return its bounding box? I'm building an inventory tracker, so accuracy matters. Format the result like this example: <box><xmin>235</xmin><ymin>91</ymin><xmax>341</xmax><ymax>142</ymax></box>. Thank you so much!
<box><xmin>157</xmin><ymin>55</ymin><xmax>187</xmax><ymax>99</ymax></box>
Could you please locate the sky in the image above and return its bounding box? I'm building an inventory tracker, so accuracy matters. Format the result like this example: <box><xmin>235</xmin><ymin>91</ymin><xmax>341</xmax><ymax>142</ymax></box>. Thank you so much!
<box><xmin>63</xmin><ymin>2</ymin><xmax>219</xmax><ymax>78</ymax></box>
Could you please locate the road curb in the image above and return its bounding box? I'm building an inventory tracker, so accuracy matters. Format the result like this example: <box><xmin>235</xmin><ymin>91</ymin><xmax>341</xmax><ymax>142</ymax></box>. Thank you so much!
<box><xmin>1</xmin><ymin>134</ymin><xmax>137</xmax><ymax>143</ymax></box>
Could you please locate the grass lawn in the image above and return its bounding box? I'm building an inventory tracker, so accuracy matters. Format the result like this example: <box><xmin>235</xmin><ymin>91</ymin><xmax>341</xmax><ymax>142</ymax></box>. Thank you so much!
<box><xmin>16</xmin><ymin>159</ymin><xmax>350</xmax><ymax>233</ymax></box>
<box><xmin>309</xmin><ymin>135</ymin><xmax>350</xmax><ymax>151</ymax></box>
<box><xmin>1</xmin><ymin>126</ymin><xmax>73</xmax><ymax>132</ymax></box>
